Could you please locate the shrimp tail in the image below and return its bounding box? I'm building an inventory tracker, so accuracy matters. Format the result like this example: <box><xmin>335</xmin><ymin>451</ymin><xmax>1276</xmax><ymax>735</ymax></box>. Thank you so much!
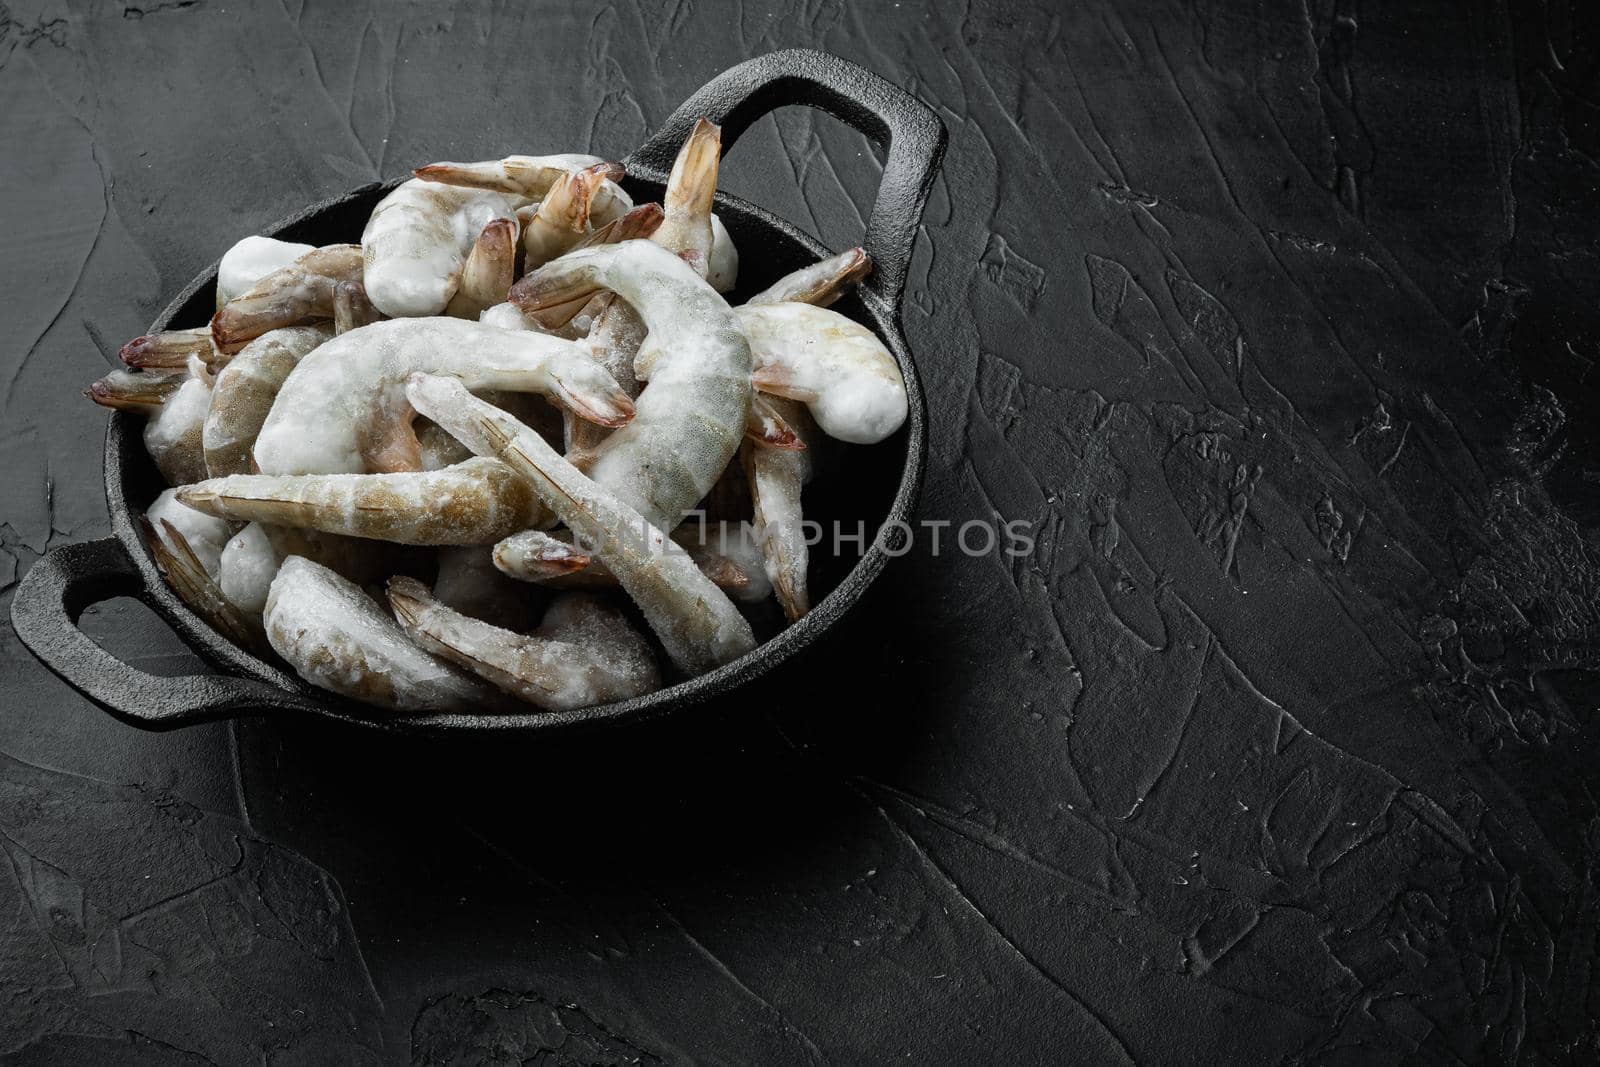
<box><xmin>572</xmin><ymin>202</ymin><xmax>665</xmax><ymax>251</ymax></box>
<box><xmin>746</xmin><ymin>393</ymin><xmax>807</xmax><ymax>450</ymax></box>
<box><xmin>444</xmin><ymin>217</ymin><xmax>520</xmax><ymax>319</ymax></box>
<box><xmin>492</xmin><ymin>530</ymin><xmax>593</xmax><ymax>578</ymax></box>
<box><xmin>654</xmin><ymin>117</ymin><xmax>721</xmax><ymax>275</ymax></box>
<box><xmin>386</xmin><ymin>577</ymin><xmax>663</xmax><ymax>710</ymax></box>
<box><xmin>746</xmin><ymin>246</ymin><xmax>872</xmax><ymax>307</ymax></box>
<box><xmin>548</xmin><ymin>371</ymin><xmax>636</xmax><ymax>429</ymax></box>
<box><xmin>750</xmin><ymin>364</ymin><xmax>820</xmax><ymax>401</ymax></box>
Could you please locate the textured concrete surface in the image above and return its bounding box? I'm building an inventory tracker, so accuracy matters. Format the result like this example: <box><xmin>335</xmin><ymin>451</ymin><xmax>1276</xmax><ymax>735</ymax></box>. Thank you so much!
<box><xmin>3</xmin><ymin>0</ymin><xmax>1599</xmax><ymax>1061</ymax></box>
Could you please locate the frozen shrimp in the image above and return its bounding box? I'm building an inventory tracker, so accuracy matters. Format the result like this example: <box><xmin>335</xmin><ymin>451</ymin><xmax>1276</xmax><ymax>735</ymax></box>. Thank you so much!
<box><xmin>210</xmin><ymin>244</ymin><xmax>363</xmax><ymax>353</ymax></box>
<box><xmin>408</xmin><ymin>374</ymin><xmax>756</xmax><ymax>675</ymax></box>
<box><xmin>119</xmin><ymin>327</ymin><xmax>218</xmax><ymax>370</ymax></box>
<box><xmin>519</xmin><ymin>163</ymin><xmax>625</xmax><ymax>269</ymax></box>
<box><xmin>730</xmin><ymin>249</ymin><xmax>873</xmax><ymax>620</ymax></box>
<box><xmin>177</xmin><ymin>457</ymin><xmax>546</xmax><ymax>545</ymax></box>
<box><xmin>250</xmin><ymin>317</ymin><xmax>633</xmax><ymax>476</ymax></box>
<box><xmin>733</xmin><ymin>302</ymin><xmax>906</xmax><ymax>444</ymax></box>
<box><xmin>493</xmin><ymin>528</ymin><xmax>755</xmax><ymax>598</ymax></box>
<box><xmin>388</xmin><ymin>579</ymin><xmax>661</xmax><ymax>710</ymax></box>
<box><xmin>509</xmin><ymin>241</ymin><xmax>752</xmax><ymax>531</ymax></box>
<box><xmin>202</xmin><ymin>324</ymin><xmax>334</xmax><ymax>477</ymax></box>
<box><xmin>746</xmin><ymin>246</ymin><xmax>870</xmax><ymax>307</ymax></box>
<box><xmin>215</xmin><ymin>235</ymin><xmax>315</xmax><ymax>308</ymax></box>
<box><xmin>415</xmin><ymin>153</ymin><xmax>632</xmax><ymax>227</ymax></box>
<box><xmin>744</xmin><ymin>409</ymin><xmax>813</xmax><ymax>621</ymax></box>
<box><xmin>444</xmin><ymin>217</ymin><xmax>518</xmax><ymax>319</ymax></box>
<box><xmin>334</xmin><ymin>281</ymin><xmax>382</xmax><ymax>334</ymax></box>
<box><xmin>264</xmin><ymin>556</ymin><xmax>507</xmax><ymax>712</ymax></box>
<box><xmin>361</xmin><ymin>180</ymin><xmax>523</xmax><ymax>318</ymax></box>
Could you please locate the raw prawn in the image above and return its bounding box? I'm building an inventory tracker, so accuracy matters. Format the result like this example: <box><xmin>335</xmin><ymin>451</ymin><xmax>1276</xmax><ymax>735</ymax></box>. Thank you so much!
<box><xmin>407</xmin><ymin>373</ymin><xmax>756</xmax><ymax>675</ymax></box>
<box><xmin>177</xmin><ymin>457</ymin><xmax>546</xmax><ymax>545</ymax></box>
<box><xmin>250</xmin><ymin>317</ymin><xmax>633</xmax><ymax>476</ymax></box>
<box><xmin>264</xmin><ymin>556</ymin><xmax>507</xmax><ymax>712</ymax></box>
<box><xmin>210</xmin><ymin>244</ymin><xmax>363</xmax><ymax>353</ymax></box>
<box><xmin>387</xmin><ymin>579</ymin><xmax>661</xmax><ymax>710</ymax></box>
<box><xmin>509</xmin><ymin>240</ymin><xmax>751</xmax><ymax>531</ymax></box>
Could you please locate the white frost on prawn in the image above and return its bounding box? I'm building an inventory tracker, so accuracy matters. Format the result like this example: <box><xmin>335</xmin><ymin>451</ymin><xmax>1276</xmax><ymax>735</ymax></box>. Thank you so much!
<box><xmin>147</xmin><ymin>488</ymin><xmax>232</xmax><ymax>578</ymax></box>
<box><xmin>734</xmin><ymin>302</ymin><xmax>907</xmax><ymax>445</ymax></box>
<box><xmin>216</xmin><ymin>236</ymin><xmax>316</xmax><ymax>308</ymax></box>
<box><xmin>251</xmin><ymin>317</ymin><xmax>633</xmax><ymax>476</ymax></box>
<box><xmin>362</xmin><ymin>181</ymin><xmax>523</xmax><ymax>317</ymax></box>
<box><xmin>264</xmin><ymin>556</ymin><xmax>505</xmax><ymax>712</ymax></box>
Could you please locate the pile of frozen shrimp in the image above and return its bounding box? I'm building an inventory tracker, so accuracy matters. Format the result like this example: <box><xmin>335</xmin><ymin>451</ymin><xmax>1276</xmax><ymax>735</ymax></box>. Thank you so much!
<box><xmin>86</xmin><ymin>119</ymin><xmax>907</xmax><ymax>713</ymax></box>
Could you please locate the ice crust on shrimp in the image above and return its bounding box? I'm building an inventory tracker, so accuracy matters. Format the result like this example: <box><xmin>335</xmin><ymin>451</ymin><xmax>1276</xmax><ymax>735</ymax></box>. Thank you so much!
<box><xmin>251</xmin><ymin>317</ymin><xmax>633</xmax><ymax>476</ymax></box>
<box><xmin>408</xmin><ymin>373</ymin><xmax>756</xmax><ymax>676</ymax></box>
<box><xmin>264</xmin><ymin>556</ymin><xmax>506</xmax><ymax>712</ymax></box>
<box><xmin>510</xmin><ymin>240</ymin><xmax>753</xmax><ymax>532</ymax></box>
<box><xmin>388</xmin><ymin>579</ymin><xmax>661</xmax><ymax>710</ymax></box>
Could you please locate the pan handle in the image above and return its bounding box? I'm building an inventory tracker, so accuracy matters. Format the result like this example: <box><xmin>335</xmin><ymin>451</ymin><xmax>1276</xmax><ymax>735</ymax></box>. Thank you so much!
<box><xmin>10</xmin><ymin>537</ymin><xmax>305</xmax><ymax>729</ymax></box>
<box><xmin>626</xmin><ymin>48</ymin><xmax>947</xmax><ymax>311</ymax></box>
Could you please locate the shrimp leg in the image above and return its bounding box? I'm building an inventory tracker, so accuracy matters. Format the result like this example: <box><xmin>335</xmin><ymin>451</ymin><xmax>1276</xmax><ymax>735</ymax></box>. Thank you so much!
<box><xmin>408</xmin><ymin>373</ymin><xmax>756</xmax><ymax>675</ymax></box>
<box><xmin>387</xmin><ymin>579</ymin><xmax>661</xmax><ymax>710</ymax></box>
<box><xmin>361</xmin><ymin>180</ymin><xmax>523</xmax><ymax>318</ymax></box>
<box><xmin>177</xmin><ymin>457</ymin><xmax>548</xmax><ymax>545</ymax></box>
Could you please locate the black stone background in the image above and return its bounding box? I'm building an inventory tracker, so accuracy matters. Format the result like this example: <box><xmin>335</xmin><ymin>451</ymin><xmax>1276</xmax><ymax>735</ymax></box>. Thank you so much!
<box><xmin>2</xmin><ymin>0</ymin><xmax>1599</xmax><ymax>1062</ymax></box>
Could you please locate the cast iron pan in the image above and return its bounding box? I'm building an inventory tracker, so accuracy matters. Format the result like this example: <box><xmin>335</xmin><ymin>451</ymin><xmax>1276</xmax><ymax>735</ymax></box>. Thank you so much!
<box><xmin>10</xmin><ymin>49</ymin><xmax>946</xmax><ymax>733</ymax></box>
